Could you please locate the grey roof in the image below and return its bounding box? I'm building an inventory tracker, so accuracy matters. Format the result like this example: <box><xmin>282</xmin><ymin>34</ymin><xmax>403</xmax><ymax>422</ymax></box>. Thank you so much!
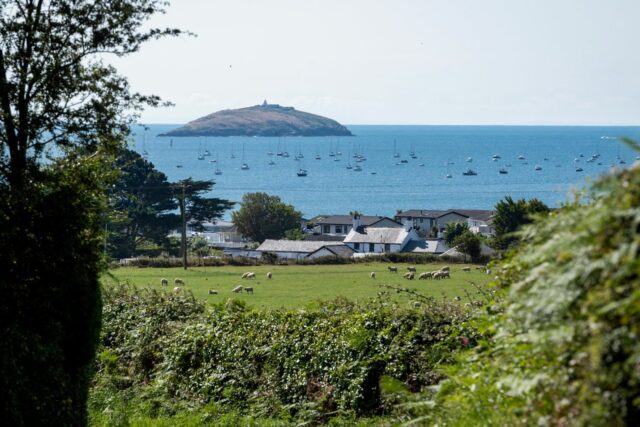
<box><xmin>303</xmin><ymin>234</ymin><xmax>346</xmax><ymax>242</ymax></box>
<box><xmin>396</xmin><ymin>209</ymin><xmax>495</xmax><ymax>221</ymax></box>
<box><xmin>308</xmin><ymin>244</ymin><xmax>355</xmax><ymax>258</ymax></box>
<box><xmin>402</xmin><ymin>239</ymin><xmax>450</xmax><ymax>254</ymax></box>
<box><xmin>395</xmin><ymin>210</ymin><xmax>448</xmax><ymax>219</ymax></box>
<box><xmin>439</xmin><ymin>243</ymin><xmax>496</xmax><ymax>258</ymax></box>
<box><xmin>311</xmin><ymin>214</ymin><xmax>386</xmax><ymax>226</ymax></box>
<box><xmin>257</xmin><ymin>239</ymin><xmax>344</xmax><ymax>253</ymax></box>
<box><xmin>344</xmin><ymin>227</ymin><xmax>409</xmax><ymax>244</ymax></box>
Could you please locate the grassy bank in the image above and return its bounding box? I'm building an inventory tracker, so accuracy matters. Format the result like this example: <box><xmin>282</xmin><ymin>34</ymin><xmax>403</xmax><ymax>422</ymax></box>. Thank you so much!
<box><xmin>103</xmin><ymin>263</ymin><xmax>491</xmax><ymax>309</ymax></box>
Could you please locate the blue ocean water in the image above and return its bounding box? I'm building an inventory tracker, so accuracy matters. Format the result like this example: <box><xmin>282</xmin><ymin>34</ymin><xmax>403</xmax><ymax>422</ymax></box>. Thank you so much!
<box><xmin>133</xmin><ymin>125</ymin><xmax>640</xmax><ymax>219</ymax></box>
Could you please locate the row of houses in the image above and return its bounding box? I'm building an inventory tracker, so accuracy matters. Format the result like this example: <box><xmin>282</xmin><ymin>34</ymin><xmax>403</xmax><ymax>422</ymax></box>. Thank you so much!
<box><xmin>307</xmin><ymin>209</ymin><xmax>495</xmax><ymax>238</ymax></box>
<box><xmin>185</xmin><ymin>208</ymin><xmax>495</xmax><ymax>261</ymax></box>
<box><xmin>251</xmin><ymin>210</ymin><xmax>495</xmax><ymax>260</ymax></box>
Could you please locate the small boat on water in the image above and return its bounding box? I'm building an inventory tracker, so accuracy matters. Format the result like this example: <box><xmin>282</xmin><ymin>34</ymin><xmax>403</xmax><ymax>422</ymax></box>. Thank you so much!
<box><xmin>466</xmin><ymin>157</ymin><xmax>473</xmax><ymax>162</ymax></box>
<box><xmin>492</xmin><ymin>154</ymin><xmax>501</xmax><ymax>160</ymax></box>
<box><xmin>297</xmin><ymin>168</ymin><xmax>308</xmax><ymax>177</ymax></box>
<box><xmin>576</xmin><ymin>167</ymin><xmax>583</xmax><ymax>172</ymax></box>
<box><xmin>346</xmin><ymin>164</ymin><xmax>353</xmax><ymax>170</ymax></box>
<box><xmin>268</xmin><ymin>159</ymin><xmax>275</xmax><ymax>166</ymax></box>
<box><xmin>315</xmin><ymin>154</ymin><xmax>321</xmax><ymax>160</ymax></box>
<box><xmin>354</xmin><ymin>165</ymin><xmax>363</xmax><ymax>172</ymax></box>
<box><xmin>462</xmin><ymin>169</ymin><xmax>477</xmax><ymax>176</ymax></box>
<box><xmin>418</xmin><ymin>163</ymin><xmax>425</xmax><ymax>167</ymax></box>
<box><xmin>197</xmin><ymin>153</ymin><xmax>205</xmax><ymax>160</ymax></box>
<box><xmin>203</xmin><ymin>150</ymin><xmax>211</xmax><ymax>157</ymax></box>
<box><xmin>214</xmin><ymin>167</ymin><xmax>222</xmax><ymax>175</ymax></box>
<box><xmin>499</xmin><ymin>168</ymin><xmax>508</xmax><ymax>174</ymax></box>
<box><xmin>534</xmin><ymin>165</ymin><xmax>542</xmax><ymax>171</ymax></box>
<box><xmin>241</xmin><ymin>163</ymin><xmax>249</xmax><ymax>170</ymax></box>
<box><xmin>445</xmin><ymin>173</ymin><xmax>452</xmax><ymax>178</ymax></box>
<box><xmin>400</xmin><ymin>159</ymin><xmax>408</xmax><ymax>164</ymax></box>
<box><xmin>517</xmin><ymin>155</ymin><xmax>525</xmax><ymax>160</ymax></box>
<box><xmin>176</xmin><ymin>164</ymin><xmax>183</xmax><ymax>168</ymax></box>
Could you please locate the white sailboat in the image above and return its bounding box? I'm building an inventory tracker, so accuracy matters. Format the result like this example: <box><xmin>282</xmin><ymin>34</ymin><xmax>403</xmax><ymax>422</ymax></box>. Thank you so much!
<box><xmin>214</xmin><ymin>153</ymin><xmax>222</xmax><ymax>175</ymax></box>
<box><xmin>240</xmin><ymin>143</ymin><xmax>249</xmax><ymax>170</ymax></box>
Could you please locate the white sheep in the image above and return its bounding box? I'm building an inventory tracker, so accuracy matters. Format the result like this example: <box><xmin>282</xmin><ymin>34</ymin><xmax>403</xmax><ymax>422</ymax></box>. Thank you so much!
<box><xmin>174</xmin><ymin>278</ymin><xmax>185</xmax><ymax>286</ymax></box>
<box><xmin>247</xmin><ymin>272</ymin><xmax>256</xmax><ymax>279</ymax></box>
<box><xmin>435</xmin><ymin>270</ymin><xmax>450</xmax><ymax>279</ymax></box>
<box><xmin>244</xmin><ymin>287</ymin><xmax>254</xmax><ymax>294</ymax></box>
<box><xmin>241</xmin><ymin>272</ymin><xmax>250</xmax><ymax>279</ymax></box>
<box><xmin>160</xmin><ymin>278</ymin><xmax>168</xmax><ymax>286</ymax></box>
<box><xmin>370</xmin><ymin>272</ymin><xmax>376</xmax><ymax>279</ymax></box>
<box><xmin>173</xmin><ymin>286</ymin><xmax>182</xmax><ymax>293</ymax></box>
<box><xmin>267</xmin><ymin>272</ymin><xmax>272</xmax><ymax>279</ymax></box>
<box><xmin>440</xmin><ymin>266</ymin><xmax>450</xmax><ymax>272</ymax></box>
<box><xmin>403</xmin><ymin>272</ymin><xmax>415</xmax><ymax>280</ymax></box>
<box><xmin>208</xmin><ymin>289</ymin><xmax>218</xmax><ymax>295</ymax></box>
<box><xmin>232</xmin><ymin>285</ymin><xmax>243</xmax><ymax>293</ymax></box>
<box><xmin>418</xmin><ymin>272</ymin><xmax>433</xmax><ymax>280</ymax></box>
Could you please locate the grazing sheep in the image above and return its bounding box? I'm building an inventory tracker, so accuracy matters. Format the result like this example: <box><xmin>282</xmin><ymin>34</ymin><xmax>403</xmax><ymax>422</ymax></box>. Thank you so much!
<box><xmin>418</xmin><ymin>272</ymin><xmax>433</xmax><ymax>280</ymax></box>
<box><xmin>388</xmin><ymin>266</ymin><xmax>398</xmax><ymax>273</ymax></box>
<box><xmin>160</xmin><ymin>278</ymin><xmax>168</xmax><ymax>286</ymax></box>
<box><xmin>267</xmin><ymin>272</ymin><xmax>272</xmax><ymax>279</ymax></box>
<box><xmin>407</xmin><ymin>266</ymin><xmax>417</xmax><ymax>272</ymax></box>
<box><xmin>208</xmin><ymin>289</ymin><xmax>218</xmax><ymax>295</ymax></box>
<box><xmin>244</xmin><ymin>287</ymin><xmax>254</xmax><ymax>294</ymax></box>
<box><xmin>462</xmin><ymin>267</ymin><xmax>471</xmax><ymax>272</ymax></box>
<box><xmin>174</xmin><ymin>278</ymin><xmax>185</xmax><ymax>286</ymax></box>
<box><xmin>241</xmin><ymin>272</ymin><xmax>250</xmax><ymax>279</ymax></box>
<box><xmin>173</xmin><ymin>286</ymin><xmax>182</xmax><ymax>293</ymax></box>
<box><xmin>437</xmin><ymin>271</ymin><xmax>451</xmax><ymax>279</ymax></box>
<box><xmin>440</xmin><ymin>266</ymin><xmax>450</xmax><ymax>272</ymax></box>
<box><xmin>232</xmin><ymin>285</ymin><xmax>243</xmax><ymax>293</ymax></box>
<box><xmin>247</xmin><ymin>272</ymin><xmax>256</xmax><ymax>279</ymax></box>
<box><xmin>403</xmin><ymin>272</ymin><xmax>415</xmax><ymax>280</ymax></box>
<box><xmin>370</xmin><ymin>272</ymin><xmax>376</xmax><ymax>279</ymax></box>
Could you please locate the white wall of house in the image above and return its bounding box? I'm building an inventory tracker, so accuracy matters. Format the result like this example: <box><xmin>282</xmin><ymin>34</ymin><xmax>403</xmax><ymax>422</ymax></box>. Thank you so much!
<box><xmin>346</xmin><ymin>242</ymin><xmax>403</xmax><ymax>254</ymax></box>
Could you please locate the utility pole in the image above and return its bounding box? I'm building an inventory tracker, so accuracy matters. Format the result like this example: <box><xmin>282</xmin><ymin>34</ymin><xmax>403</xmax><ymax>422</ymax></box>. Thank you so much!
<box><xmin>181</xmin><ymin>182</ymin><xmax>187</xmax><ymax>270</ymax></box>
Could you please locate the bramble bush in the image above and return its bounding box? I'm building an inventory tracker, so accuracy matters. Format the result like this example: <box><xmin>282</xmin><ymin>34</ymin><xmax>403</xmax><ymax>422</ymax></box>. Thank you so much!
<box><xmin>420</xmin><ymin>147</ymin><xmax>640</xmax><ymax>426</ymax></box>
<box><xmin>89</xmin><ymin>285</ymin><xmax>480</xmax><ymax>425</ymax></box>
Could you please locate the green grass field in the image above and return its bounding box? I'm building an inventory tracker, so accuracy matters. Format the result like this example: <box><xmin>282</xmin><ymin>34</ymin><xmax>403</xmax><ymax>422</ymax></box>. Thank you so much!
<box><xmin>103</xmin><ymin>262</ymin><xmax>493</xmax><ymax>310</ymax></box>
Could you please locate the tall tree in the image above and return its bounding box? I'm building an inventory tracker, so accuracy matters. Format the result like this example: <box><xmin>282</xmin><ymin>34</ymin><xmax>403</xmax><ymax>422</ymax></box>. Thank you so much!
<box><xmin>492</xmin><ymin>196</ymin><xmax>550</xmax><ymax>249</ymax></box>
<box><xmin>232</xmin><ymin>192</ymin><xmax>302</xmax><ymax>243</ymax></box>
<box><xmin>443</xmin><ymin>221</ymin><xmax>469</xmax><ymax>246</ymax></box>
<box><xmin>0</xmin><ymin>1</ymin><xmax>180</xmax><ymax>424</ymax></box>
<box><xmin>108</xmin><ymin>148</ymin><xmax>179</xmax><ymax>258</ymax></box>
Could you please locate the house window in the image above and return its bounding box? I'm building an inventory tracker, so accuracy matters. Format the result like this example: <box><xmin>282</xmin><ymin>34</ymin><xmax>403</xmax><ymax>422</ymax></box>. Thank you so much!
<box><xmin>323</xmin><ymin>225</ymin><xmax>330</xmax><ymax>234</ymax></box>
<box><xmin>335</xmin><ymin>225</ymin><xmax>342</xmax><ymax>234</ymax></box>
<box><xmin>384</xmin><ymin>244</ymin><xmax>391</xmax><ymax>252</ymax></box>
<box><xmin>369</xmin><ymin>243</ymin><xmax>375</xmax><ymax>252</ymax></box>
<box><xmin>354</xmin><ymin>243</ymin><xmax>360</xmax><ymax>251</ymax></box>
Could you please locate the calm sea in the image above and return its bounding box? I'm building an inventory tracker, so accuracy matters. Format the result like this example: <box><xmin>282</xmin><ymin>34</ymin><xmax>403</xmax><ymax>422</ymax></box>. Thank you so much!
<box><xmin>133</xmin><ymin>125</ymin><xmax>640</xmax><ymax>219</ymax></box>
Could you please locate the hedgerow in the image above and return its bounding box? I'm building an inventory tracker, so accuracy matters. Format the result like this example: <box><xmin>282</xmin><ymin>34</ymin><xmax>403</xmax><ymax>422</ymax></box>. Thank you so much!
<box><xmin>421</xmin><ymin>153</ymin><xmax>640</xmax><ymax>425</ymax></box>
<box><xmin>89</xmin><ymin>286</ymin><xmax>479</xmax><ymax>425</ymax></box>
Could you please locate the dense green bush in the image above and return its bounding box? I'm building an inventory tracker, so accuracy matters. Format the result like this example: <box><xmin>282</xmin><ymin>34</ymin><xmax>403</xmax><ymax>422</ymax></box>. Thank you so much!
<box><xmin>422</xmin><ymin>161</ymin><xmax>640</xmax><ymax>425</ymax></box>
<box><xmin>89</xmin><ymin>286</ymin><xmax>478</xmax><ymax>425</ymax></box>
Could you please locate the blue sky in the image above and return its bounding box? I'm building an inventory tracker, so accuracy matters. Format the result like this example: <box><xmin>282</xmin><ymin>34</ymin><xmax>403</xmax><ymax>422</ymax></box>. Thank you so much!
<box><xmin>112</xmin><ymin>0</ymin><xmax>640</xmax><ymax>125</ymax></box>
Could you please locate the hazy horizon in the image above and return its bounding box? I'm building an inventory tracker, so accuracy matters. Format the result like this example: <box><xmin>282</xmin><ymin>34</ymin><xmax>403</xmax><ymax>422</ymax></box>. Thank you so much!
<box><xmin>112</xmin><ymin>0</ymin><xmax>640</xmax><ymax>126</ymax></box>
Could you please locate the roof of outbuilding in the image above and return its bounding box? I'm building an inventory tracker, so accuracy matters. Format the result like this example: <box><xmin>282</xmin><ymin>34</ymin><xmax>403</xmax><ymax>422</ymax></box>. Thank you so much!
<box><xmin>308</xmin><ymin>245</ymin><xmax>355</xmax><ymax>258</ymax></box>
<box><xmin>344</xmin><ymin>227</ymin><xmax>409</xmax><ymax>244</ymax></box>
<box><xmin>402</xmin><ymin>239</ymin><xmax>450</xmax><ymax>254</ymax></box>
<box><xmin>257</xmin><ymin>239</ymin><xmax>344</xmax><ymax>253</ymax></box>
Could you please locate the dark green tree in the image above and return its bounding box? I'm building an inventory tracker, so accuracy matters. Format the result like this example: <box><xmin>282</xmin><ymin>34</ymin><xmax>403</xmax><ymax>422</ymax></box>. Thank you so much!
<box><xmin>492</xmin><ymin>196</ymin><xmax>549</xmax><ymax>249</ymax></box>
<box><xmin>443</xmin><ymin>221</ymin><xmax>469</xmax><ymax>246</ymax></box>
<box><xmin>453</xmin><ymin>230</ymin><xmax>481</xmax><ymax>262</ymax></box>
<box><xmin>0</xmin><ymin>1</ymin><xmax>181</xmax><ymax>424</ymax></box>
<box><xmin>107</xmin><ymin>148</ymin><xmax>179</xmax><ymax>258</ymax></box>
<box><xmin>232</xmin><ymin>192</ymin><xmax>302</xmax><ymax>243</ymax></box>
<box><xmin>284</xmin><ymin>227</ymin><xmax>305</xmax><ymax>240</ymax></box>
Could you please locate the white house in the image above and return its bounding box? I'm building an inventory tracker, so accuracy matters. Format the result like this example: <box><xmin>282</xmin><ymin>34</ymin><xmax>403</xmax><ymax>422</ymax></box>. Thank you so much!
<box><xmin>343</xmin><ymin>214</ymin><xmax>418</xmax><ymax>254</ymax></box>
<box><xmin>308</xmin><ymin>214</ymin><xmax>400</xmax><ymax>236</ymax></box>
<box><xmin>395</xmin><ymin>209</ymin><xmax>495</xmax><ymax>237</ymax></box>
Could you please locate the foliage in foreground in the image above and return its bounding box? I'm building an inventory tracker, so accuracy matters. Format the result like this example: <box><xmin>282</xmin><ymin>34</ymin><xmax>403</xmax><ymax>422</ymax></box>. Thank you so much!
<box><xmin>422</xmin><ymin>161</ymin><xmax>640</xmax><ymax>426</ymax></box>
<box><xmin>89</xmin><ymin>285</ymin><xmax>479</xmax><ymax>425</ymax></box>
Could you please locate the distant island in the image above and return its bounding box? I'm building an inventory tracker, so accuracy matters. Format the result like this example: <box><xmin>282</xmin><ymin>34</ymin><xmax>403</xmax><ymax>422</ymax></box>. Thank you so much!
<box><xmin>160</xmin><ymin>101</ymin><xmax>353</xmax><ymax>137</ymax></box>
